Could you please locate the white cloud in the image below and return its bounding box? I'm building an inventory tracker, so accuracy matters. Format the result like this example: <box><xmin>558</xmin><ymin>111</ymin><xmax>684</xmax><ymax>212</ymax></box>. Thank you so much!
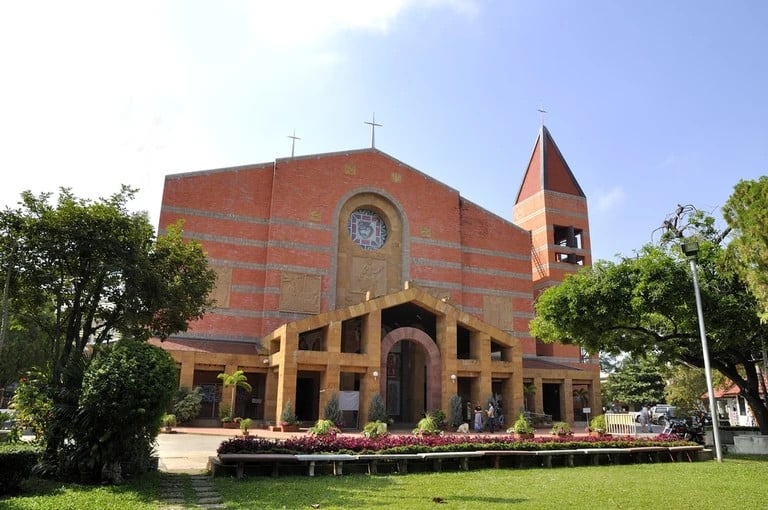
<box><xmin>246</xmin><ymin>0</ymin><xmax>479</xmax><ymax>49</ymax></box>
<box><xmin>593</xmin><ymin>186</ymin><xmax>627</xmax><ymax>213</ymax></box>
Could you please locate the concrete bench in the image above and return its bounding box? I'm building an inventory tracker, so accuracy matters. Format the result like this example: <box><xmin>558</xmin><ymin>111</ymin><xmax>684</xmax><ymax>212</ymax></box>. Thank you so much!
<box><xmin>578</xmin><ymin>448</ymin><xmax>630</xmax><ymax>465</ymax></box>
<box><xmin>216</xmin><ymin>453</ymin><xmax>298</xmax><ymax>478</ymax></box>
<box><xmin>295</xmin><ymin>454</ymin><xmax>357</xmax><ymax>476</ymax></box>
<box><xmin>419</xmin><ymin>451</ymin><xmax>485</xmax><ymax>472</ymax></box>
<box><xmin>356</xmin><ymin>453</ymin><xmax>423</xmax><ymax>474</ymax></box>
<box><xmin>668</xmin><ymin>445</ymin><xmax>704</xmax><ymax>462</ymax></box>
<box><xmin>480</xmin><ymin>450</ymin><xmax>537</xmax><ymax>468</ymax></box>
<box><xmin>534</xmin><ymin>449</ymin><xmax>581</xmax><ymax>467</ymax></box>
<box><xmin>627</xmin><ymin>446</ymin><xmax>669</xmax><ymax>463</ymax></box>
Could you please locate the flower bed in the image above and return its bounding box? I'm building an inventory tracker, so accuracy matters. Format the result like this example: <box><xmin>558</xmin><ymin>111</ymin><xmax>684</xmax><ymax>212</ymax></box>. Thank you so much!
<box><xmin>217</xmin><ymin>433</ymin><xmax>693</xmax><ymax>456</ymax></box>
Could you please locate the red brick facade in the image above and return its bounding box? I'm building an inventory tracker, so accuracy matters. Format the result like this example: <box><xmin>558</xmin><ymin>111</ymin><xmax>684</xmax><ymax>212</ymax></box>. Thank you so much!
<box><xmin>156</xmin><ymin>126</ymin><xmax>600</xmax><ymax>427</ymax></box>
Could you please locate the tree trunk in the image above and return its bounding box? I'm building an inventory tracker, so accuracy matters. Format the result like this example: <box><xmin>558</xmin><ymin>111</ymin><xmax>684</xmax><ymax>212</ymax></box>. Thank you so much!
<box><xmin>743</xmin><ymin>391</ymin><xmax>768</xmax><ymax>434</ymax></box>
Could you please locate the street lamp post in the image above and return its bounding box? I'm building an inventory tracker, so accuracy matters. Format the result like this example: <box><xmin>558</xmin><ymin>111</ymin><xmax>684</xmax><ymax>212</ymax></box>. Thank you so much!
<box><xmin>681</xmin><ymin>241</ymin><xmax>723</xmax><ymax>462</ymax></box>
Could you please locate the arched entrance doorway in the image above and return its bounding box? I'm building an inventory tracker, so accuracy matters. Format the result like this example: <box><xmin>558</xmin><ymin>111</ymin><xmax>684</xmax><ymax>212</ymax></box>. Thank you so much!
<box><xmin>380</xmin><ymin>327</ymin><xmax>442</xmax><ymax>423</ymax></box>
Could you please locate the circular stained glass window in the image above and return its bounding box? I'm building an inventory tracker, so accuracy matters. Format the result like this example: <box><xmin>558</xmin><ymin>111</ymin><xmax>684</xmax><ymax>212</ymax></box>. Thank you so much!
<box><xmin>348</xmin><ymin>209</ymin><xmax>388</xmax><ymax>250</ymax></box>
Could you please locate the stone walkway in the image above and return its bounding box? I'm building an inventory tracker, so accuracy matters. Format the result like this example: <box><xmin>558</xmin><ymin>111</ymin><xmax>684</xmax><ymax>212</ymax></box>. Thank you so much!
<box><xmin>156</xmin><ymin>473</ymin><xmax>224</xmax><ymax>509</ymax></box>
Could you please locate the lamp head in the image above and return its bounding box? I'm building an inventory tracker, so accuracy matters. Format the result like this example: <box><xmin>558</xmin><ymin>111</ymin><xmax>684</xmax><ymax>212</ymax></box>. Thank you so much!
<box><xmin>681</xmin><ymin>241</ymin><xmax>700</xmax><ymax>260</ymax></box>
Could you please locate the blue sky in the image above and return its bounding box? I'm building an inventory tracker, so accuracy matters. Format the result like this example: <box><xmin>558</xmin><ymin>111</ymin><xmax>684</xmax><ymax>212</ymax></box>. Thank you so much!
<box><xmin>1</xmin><ymin>1</ymin><xmax>766</xmax><ymax>262</ymax></box>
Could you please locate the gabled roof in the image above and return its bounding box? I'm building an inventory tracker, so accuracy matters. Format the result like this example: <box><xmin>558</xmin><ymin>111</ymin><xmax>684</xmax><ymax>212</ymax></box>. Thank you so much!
<box><xmin>515</xmin><ymin>125</ymin><xmax>585</xmax><ymax>203</ymax></box>
<box><xmin>703</xmin><ymin>379</ymin><xmax>767</xmax><ymax>399</ymax></box>
<box><xmin>268</xmin><ymin>286</ymin><xmax>518</xmax><ymax>349</ymax></box>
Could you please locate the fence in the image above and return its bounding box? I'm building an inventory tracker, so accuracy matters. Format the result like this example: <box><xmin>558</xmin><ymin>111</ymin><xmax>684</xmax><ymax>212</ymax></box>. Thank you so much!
<box><xmin>605</xmin><ymin>413</ymin><xmax>637</xmax><ymax>436</ymax></box>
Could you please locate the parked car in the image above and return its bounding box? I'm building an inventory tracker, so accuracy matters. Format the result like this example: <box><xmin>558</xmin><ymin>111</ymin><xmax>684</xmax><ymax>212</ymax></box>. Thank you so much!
<box><xmin>651</xmin><ymin>405</ymin><xmax>676</xmax><ymax>425</ymax></box>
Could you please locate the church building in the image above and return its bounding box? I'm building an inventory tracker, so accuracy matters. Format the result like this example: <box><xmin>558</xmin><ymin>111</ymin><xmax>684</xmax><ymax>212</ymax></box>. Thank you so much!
<box><xmin>153</xmin><ymin>124</ymin><xmax>600</xmax><ymax>428</ymax></box>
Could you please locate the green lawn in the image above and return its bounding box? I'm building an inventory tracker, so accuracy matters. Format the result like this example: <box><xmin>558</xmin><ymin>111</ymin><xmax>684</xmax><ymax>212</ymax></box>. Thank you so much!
<box><xmin>3</xmin><ymin>457</ymin><xmax>767</xmax><ymax>509</ymax></box>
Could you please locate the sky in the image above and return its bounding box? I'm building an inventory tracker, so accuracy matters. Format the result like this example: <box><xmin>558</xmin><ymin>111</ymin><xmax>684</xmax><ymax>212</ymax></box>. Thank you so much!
<box><xmin>1</xmin><ymin>0</ymin><xmax>766</xmax><ymax>262</ymax></box>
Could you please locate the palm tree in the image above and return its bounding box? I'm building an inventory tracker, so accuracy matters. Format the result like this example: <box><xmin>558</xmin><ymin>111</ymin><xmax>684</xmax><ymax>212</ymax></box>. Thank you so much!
<box><xmin>217</xmin><ymin>370</ymin><xmax>252</xmax><ymax>419</ymax></box>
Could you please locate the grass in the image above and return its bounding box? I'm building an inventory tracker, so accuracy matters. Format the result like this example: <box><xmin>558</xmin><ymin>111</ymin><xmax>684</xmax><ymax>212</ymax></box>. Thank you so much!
<box><xmin>215</xmin><ymin>456</ymin><xmax>768</xmax><ymax>509</ymax></box>
<box><xmin>2</xmin><ymin>456</ymin><xmax>767</xmax><ymax>509</ymax></box>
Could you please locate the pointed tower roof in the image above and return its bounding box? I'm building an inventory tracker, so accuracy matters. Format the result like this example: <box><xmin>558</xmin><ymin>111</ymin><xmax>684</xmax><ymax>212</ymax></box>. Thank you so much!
<box><xmin>515</xmin><ymin>125</ymin><xmax>585</xmax><ymax>203</ymax></box>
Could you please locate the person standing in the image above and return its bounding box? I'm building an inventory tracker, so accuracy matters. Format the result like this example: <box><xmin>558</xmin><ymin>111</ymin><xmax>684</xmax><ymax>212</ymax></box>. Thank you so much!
<box><xmin>473</xmin><ymin>403</ymin><xmax>484</xmax><ymax>433</ymax></box>
<box><xmin>487</xmin><ymin>402</ymin><xmax>496</xmax><ymax>433</ymax></box>
<box><xmin>639</xmin><ymin>405</ymin><xmax>650</xmax><ymax>433</ymax></box>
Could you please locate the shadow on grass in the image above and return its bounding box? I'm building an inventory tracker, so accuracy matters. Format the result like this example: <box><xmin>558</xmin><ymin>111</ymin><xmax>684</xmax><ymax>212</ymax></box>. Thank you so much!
<box><xmin>2</xmin><ymin>471</ymin><xmax>161</xmax><ymax>510</ymax></box>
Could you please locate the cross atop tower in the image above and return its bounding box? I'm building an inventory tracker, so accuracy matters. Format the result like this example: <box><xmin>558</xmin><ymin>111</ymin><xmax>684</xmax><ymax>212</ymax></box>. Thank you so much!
<box><xmin>537</xmin><ymin>108</ymin><xmax>547</xmax><ymax>126</ymax></box>
<box><xmin>287</xmin><ymin>129</ymin><xmax>300</xmax><ymax>158</ymax></box>
<box><xmin>364</xmin><ymin>113</ymin><xmax>382</xmax><ymax>149</ymax></box>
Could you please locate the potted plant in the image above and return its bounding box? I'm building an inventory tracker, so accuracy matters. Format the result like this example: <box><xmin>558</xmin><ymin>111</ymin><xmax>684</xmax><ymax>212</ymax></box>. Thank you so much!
<box><xmin>550</xmin><ymin>421</ymin><xmax>573</xmax><ymax>437</ymax></box>
<box><xmin>509</xmin><ymin>413</ymin><xmax>535</xmax><ymax>439</ymax></box>
<box><xmin>219</xmin><ymin>402</ymin><xmax>238</xmax><ymax>428</ymax></box>
<box><xmin>278</xmin><ymin>400</ymin><xmax>299</xmax><ymax>432</ymax></box>
<box><xmin>217</xmin><ymin>370</ymin><xmax>252</xmax><ymax>422</ymax></box>
<box><xmin>239</xmin><ymin>417</ymin><xmax>253</xmax><ymax>436</ymax></box>
<box><xmin>161</xmin><ymin>413</ymin><xmax>177</xmax><ymax>433</ymax></box>
<box><xmin>588</xmin><ymin>414</ymin><xmax>608</xmax><ymax>436</ymax></box>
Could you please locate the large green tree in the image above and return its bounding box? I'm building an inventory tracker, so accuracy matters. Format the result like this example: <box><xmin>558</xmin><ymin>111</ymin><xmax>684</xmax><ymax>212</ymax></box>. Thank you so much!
<box><xmin>530</xmin><ymin>208</ymin><xmax>768</xmax><ymax>433</ymax></box>
<box><xmin>602</xmin><ymin>354</ymin><xmax>665</xmax><ymax>410</ymax></box>
<box><xmin>0</xmin><ymin>187</ymin><xmax>217</xmax><ymax>477</ymax></box>
<box><xmin>724</xmin><ymin>176</ymin><xmax>768</xmax><ymax>321</ymax></box>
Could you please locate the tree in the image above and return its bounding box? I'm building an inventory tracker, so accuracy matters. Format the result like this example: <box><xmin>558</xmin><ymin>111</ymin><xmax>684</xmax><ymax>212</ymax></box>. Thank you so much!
<box><xmin>448</xmin><ymin>393</ymin><xmax>464</xmax><ymax>428</ymax></box>
<box><xmin>530</xmin><ymin>207</ymin><xmax>768</xmax><ymax>433</ymax></box>
<box><xmin>601</xmin><ymin>354</ymin><xmax>665</xmax><ymax>409</ymax></box>
<box><xmin>0</xmin><ymin>187</ymin><xmax>217</xmax><ymax>477</ymax></box>
<box><xmin>217</xmin><ymin>370</ymin><xmax>252</xmax><ymax>419</ymax></box>
<box><xmin>367</xmin><ymin>393</ymin><xmax>387</xmax><ymax>423</ymax></box>
<box><xmin>173</xmin><ymin>386</ymin><xmax>204</xmax><ymax>424</ymax></box>
<box><xmin>74</xmin><ymin>341</ymin><xmax>177</xmax><ymax>483</ymax></box>
<box><xmin>662</xmin><ymin>364</ymin><xmax>706</xmax><ymax>417</ymax></box>
<box><xmin>724</xmin><ymin>177</ymin><xmax>768</xmax><ymax>321</ymax></box>
<box><xmin>323</xmin><ymin>392</ymin><xmax>343</xmax><ymax>426</ymax></box>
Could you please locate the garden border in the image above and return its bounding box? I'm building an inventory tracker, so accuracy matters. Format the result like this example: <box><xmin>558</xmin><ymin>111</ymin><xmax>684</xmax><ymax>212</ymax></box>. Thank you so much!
<box><xmin>211</xmin><ymin>445</ymin><xmax>708</xmax><ymax>478</ymax></box>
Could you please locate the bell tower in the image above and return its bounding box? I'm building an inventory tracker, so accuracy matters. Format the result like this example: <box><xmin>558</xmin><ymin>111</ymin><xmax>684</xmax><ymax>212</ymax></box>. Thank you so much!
<box><xmin>513</xmin><ymin>124</ymin><xmax>591</xmax><ymax>297</ymax></box>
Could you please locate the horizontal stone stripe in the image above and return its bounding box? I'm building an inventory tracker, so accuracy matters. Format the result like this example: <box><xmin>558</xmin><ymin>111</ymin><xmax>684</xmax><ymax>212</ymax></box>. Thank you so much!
<box><xmin>411</xmin><ymin>257</ymin><xmax>462</xmax><ymax>270</ymax></box>
<box><xmin>515</xmin><ymin>207</ymin><xmax>588</xmax><ymax>225</ymax></box>
<box><xmin>162</xmin><ymin>205</ymin><xmax>333</xmax><ymax>231</ymax></box>
<box><xmin>411</xmin><ymin>237</ymin><xmax>530</xmax><ymax>262</ymax></box>
<box><xmin>267</xmin><ymin>240</ymin><xmax>331</xmax><ymax>253</ymax></box>
<box><xmin>183</xmin><ymin>230</ymin><xmax>268</xmax><ymax>247</ymax></box>
<box><xmin>169</xmin><ymin>332</ymin><xmax>263</xmax><ymax>343</ymax></box>
<box><xmin>162</xmin><ymin>205</ymin><xmax>270</xmax><ymax>225</ymax></box>
<box><xmin>207</xmin><ymin>258</ymin><xmax>328</xmax><ymax>275</ymax></box>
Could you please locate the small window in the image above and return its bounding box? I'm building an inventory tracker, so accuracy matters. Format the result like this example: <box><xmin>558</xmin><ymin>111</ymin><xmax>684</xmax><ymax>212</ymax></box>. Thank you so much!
<box><xmin>556</xmin><ymin>252</ymin><xmax>584</xmax><ymax>265</ymax></box>
<box><xmin>553</xmin><ymin>225</ymin><xmax>583</xmax><ymax>249</ymax></box>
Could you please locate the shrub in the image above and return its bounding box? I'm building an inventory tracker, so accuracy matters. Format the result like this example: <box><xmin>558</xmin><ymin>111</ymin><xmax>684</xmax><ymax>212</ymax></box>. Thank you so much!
<box><xmin>308</xmin><ymin>419</ymin><xmax>340</xmax><ymax>437</ymax></box>
<box><xmin>413</xmin><ymin>412</ymin><xmax>442</xmax><ymax>436</ymax></box>
<box><xmin>510</xmin><ymin>413</ymin><xmax>534</xmax><ymax>434</ymax></box>
<box><xmin>323</xmin><ymin>392</ymin><xmax>343</xmax><ymax>426</ymax></box>
<box><xmin>239</xmin><ymin>418</ymin><xmax>253</xmax><ymax>432</ymax></box>
<box><xmin>70</xmin><ymin>341</ymin><xmax>177</xmax><ymax>483</ymax></box>
<box><xmin>10</xmin><ymin>368</ymin><xmax>53</xmax><ymax>439</ymax></box>
<box><xmin>161</xmin><ymin>413</ymin><xmax>177</xmax><ymax>429</ymax></box>
<box><xmin>219</xmin><ymin>402</ymin><xmax>232</xmax><ymax>422</ymax></box>
<box><xmin>551</xmin><ymin>422</ymin><xmax>572</xmax><ymax>435</ymax></box>
<box><xmin>173</xmin><ymin>386</ymin><xmax>203</xmax><ymax>424</ymax></box>
<box><xmin>589</xmin><ymin>414</ymin><xmax>606</xmax><ymax>433</ymax></box>
<box><xmin>432</xmin><ymin>409</ymin><xmax>447</xmax><ymax>429</ymax></box>
<box><xmin>448</xmin><ymin>394</ymin><xmax>464</xmax><ymax>428</ymax></box>
<box><xmin>368</xmin><ymin>393</ymin><xmax>387</xmax><ymax>423</ymax></box>
<box><xmin>280</xmin><ymin>400</ymin><xmax>298</xmax><ymax>425</ymax></box>
<box><xmin>362</xmin><ymin>420</ymin><xmax>388</xmax><ymax>439</ymax></box>
<box><xmin>0</xmin><ymin>443</ymin><xmax>41</xmax><ymax>495</ymax></box>
<box><xmin>216</xmin><ymin>432</ymin><xmax>692</xmax><ymax>456</ymax></box>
